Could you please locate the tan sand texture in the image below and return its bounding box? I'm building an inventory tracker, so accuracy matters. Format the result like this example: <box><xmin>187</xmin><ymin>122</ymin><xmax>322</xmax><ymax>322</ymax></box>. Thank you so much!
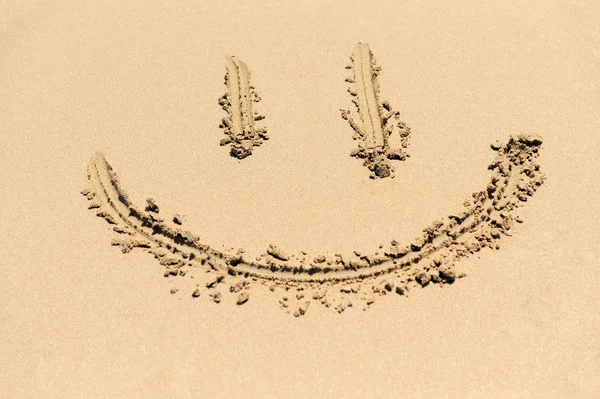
<box><xmin>218</xmin><ymin>56</ymin><xmax>268</xmax><ymax>159</ymax></box>
<box><xmin>83</xmin><ymin>135</ymin><xmax>544</xmax><ymax>315</ymax></box>
<box><xmin>342</xmin><ymin>43</ymin><xmax>411</xmax><ymax>178</ymax></box>
<box><xmin>2</xmin><ymin>0</ymin><xmax>600</xmax><ymax>397</ymax></box>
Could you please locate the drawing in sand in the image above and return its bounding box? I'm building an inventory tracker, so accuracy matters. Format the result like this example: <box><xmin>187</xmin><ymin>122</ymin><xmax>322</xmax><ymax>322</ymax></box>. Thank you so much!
<box><xmin>82</xmin><ymin>44</ymin><xmax>545</xmax><ymax>316</ymax></box>
<box><xmin>218</xmin><ymin>56</ymin><xmax>268</xmax><ymax>159</ymax></box>
<box><xmin>83</xmin><ymin>135</ymin><xmax>545</xmax><ymax>316</ymax></box>
<box><xmin>341</xmin><ymin>43</ymin><xmax>412</xmax><ymax>178</ymax></box>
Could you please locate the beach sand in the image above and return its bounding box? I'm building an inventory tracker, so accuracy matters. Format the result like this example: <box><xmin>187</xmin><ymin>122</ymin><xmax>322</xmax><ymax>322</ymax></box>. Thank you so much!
<box><xmin>1</xmin><ymin>1</ymin><xmax>599</xmax><ymax>397</ymax></box>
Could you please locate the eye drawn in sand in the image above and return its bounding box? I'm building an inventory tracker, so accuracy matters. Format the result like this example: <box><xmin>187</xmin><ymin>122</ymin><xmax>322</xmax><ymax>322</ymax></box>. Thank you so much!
<box><xmin>82</xmin><ymin>133</ymin><xmax>544</xmax><ymax>316</ymax></box>
<box><xmin>218</xmin><ymin>56</ymin><xmax>268</xmax><ymax>159</ymax></box>
<box><xmin>341</xmin><ymin>43</ymin><xmax>411</xmax><ymax>179</ymax></box>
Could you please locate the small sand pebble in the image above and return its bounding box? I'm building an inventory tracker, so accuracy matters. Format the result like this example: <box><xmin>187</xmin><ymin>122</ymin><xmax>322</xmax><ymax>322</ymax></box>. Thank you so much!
<box><xmin>490</xmin><ymin>140</ymin><xmax>503</xmax><ymax>151</ymax></box>
<box><xmin>145</xmin><ymin>198</ymin><xmax>159</xmax><ymax>213</ymax></box>
<box><xmin>206</xmin><ymin>275</ymin><xmax>224</xmax><ymax>288</ymax></box>
<box><xmin>231</xmin><ymin>281</ymin><xmax>249</xmax><ymax>293</ymax></box>
<box><xmin>210</xmin><ymin>292</ymin><xmax>222</xmax><ymax>303</ymax></box>
<box><xmin>237</xmin><ymin>292</ymin><xmax>249</xmax><ymax>305</ymax></box>
<box><xmin>293</xmin><ymin>301</ymin><xmax>310</xmax><ymax>317</ymax></box>
<box><xmin>313</xmin><ymin>255</ymin><xmax>326</xmax><ymax>264</ymax></box>
<box><xmin>267</xmin><ymin>244</ymin><xmax>289</xmax><ymax>261</ymax></box>
<box><xmin>416</xmin><ymin>272</ymin><xmax>431</xmax><ymax>287</ymax></box>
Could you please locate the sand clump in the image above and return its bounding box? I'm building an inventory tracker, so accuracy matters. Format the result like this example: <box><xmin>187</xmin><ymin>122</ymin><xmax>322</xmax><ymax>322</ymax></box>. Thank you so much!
<box><xmin>209</xmin><ymin>291</ymin><xmax>222</xmax><ymax>304</ymax></box>
<box><xmin>236</xmin><ymin>292</ymin><xmax>249</xmax><ymax>305</ymax></box>
<box><xmin>82</xmin><ymin>134</ymin><xmax>545</xmax><ymax>316</ymax></box>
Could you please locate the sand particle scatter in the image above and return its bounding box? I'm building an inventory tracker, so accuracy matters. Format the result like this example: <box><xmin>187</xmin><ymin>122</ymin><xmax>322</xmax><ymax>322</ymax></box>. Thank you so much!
<box><xmin>5</xmin><ymin>2</ymin><xmax>599</xmax><ymax>396</ymax></box>
<box><xmin>218</xmin><ymin>56</ymin><xmax>268</xmax><ymax>159</ymax></box>
<box><xmin>341</xmin><ymin>43</ymin><xmax>412</xmax><ymax>179</ymax></box>
<box><xmin>83</xmin><ymin>128</ymin><xmax>544</xmax><ymax>316</ymax></box>
<box><xmin>81</xmin><ymin>42</ymin><xmax>546</xmax><ymax>317</ymax></box>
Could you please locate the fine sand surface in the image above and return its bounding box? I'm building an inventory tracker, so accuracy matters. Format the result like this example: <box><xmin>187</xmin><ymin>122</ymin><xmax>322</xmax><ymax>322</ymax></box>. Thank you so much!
<box><xmin>2</xmin><ymin>1</ymin><xmax>599</xmax><ymax>397</ymax></box>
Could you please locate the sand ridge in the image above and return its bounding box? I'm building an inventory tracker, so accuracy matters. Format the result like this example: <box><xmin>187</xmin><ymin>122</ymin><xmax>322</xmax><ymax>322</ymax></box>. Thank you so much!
<box><xmin>341</xmin><ymin>43</ymin><xmax>411</xmax><ymax>178</ymax></box>
<box><xmin>218</xmin><ymin>56</ymin><xmax>268</xmax><ymax>159</ymax></box>
<box><xmin>82</xmin><ymin>133</ymin><xmax>544</xmax><ymax>316</ymax></box>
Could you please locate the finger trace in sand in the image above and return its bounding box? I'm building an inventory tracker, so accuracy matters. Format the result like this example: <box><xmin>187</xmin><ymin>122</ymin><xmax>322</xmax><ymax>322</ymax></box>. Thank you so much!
<box><xmin>341</xmin><ymin>43</ymin><xmax>411</xmax><ymax>178</ymax></box>
<box><xmin>83</xmin><ymin>135</ymin><xmax>544</xmax><ymax>316</ymax></box>
<box><xmin>218</xmin><ymin>56</ymin><xmax>268</xmax><ymax>159</ymax></box>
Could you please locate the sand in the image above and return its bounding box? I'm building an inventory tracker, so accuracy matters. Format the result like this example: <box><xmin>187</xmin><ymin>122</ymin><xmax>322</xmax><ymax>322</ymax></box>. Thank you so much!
<box><xmin>2</xmin><ymin>0</ymin><xmax>600</xmax><ymax>397</ymax></box>
<box><xmin>82</xmin><ymin>134</ymin><xmax>544</xmax><ymax>315</ymax></box>
<box><xmin>342</xmin><ymin>43</ymin><xmax>412</xmax><ymax>178</ymax></box>
<box><xmin>218</xmin><ymin>56</ymin><xmax>269</xmax><ymax>159</ymax></box>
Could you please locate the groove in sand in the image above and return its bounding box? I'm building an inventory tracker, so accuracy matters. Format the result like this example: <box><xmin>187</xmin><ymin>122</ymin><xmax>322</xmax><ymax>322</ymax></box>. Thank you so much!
<box><xmin>218</xmin><ymin>56</ymin><xmax>268</xmax><ymax>159</ymax></box>
<box><xmin>341</xmin><ymin>42</ymin><xmax>412</xmax><ymax>179</ymax></box>
<box><xmin>82</xmin><ymin>135</ymin><xmax>545</xmax><ymax>316</ymax></box>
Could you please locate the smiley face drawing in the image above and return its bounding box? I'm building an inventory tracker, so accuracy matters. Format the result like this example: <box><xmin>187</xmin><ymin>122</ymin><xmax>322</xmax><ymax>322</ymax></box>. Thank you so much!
<box><xmin>82</xmin><ymin>43</ymin><xmax>545</xmax><ymax>316</ymax></box>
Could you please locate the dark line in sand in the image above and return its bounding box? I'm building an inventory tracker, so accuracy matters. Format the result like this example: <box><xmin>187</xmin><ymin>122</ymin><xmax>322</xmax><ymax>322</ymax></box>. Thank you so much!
<box><xmin>82</xmin><ymin>135</ymin><xmax>545</xmax><ymax>315</ymax></box>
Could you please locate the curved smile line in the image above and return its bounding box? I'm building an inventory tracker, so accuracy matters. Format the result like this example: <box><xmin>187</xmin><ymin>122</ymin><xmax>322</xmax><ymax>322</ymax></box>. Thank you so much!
<box><xmin>82</xmin><ymin>135</ymin><xmax>544</xmax><ymax>315</ymax></box>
